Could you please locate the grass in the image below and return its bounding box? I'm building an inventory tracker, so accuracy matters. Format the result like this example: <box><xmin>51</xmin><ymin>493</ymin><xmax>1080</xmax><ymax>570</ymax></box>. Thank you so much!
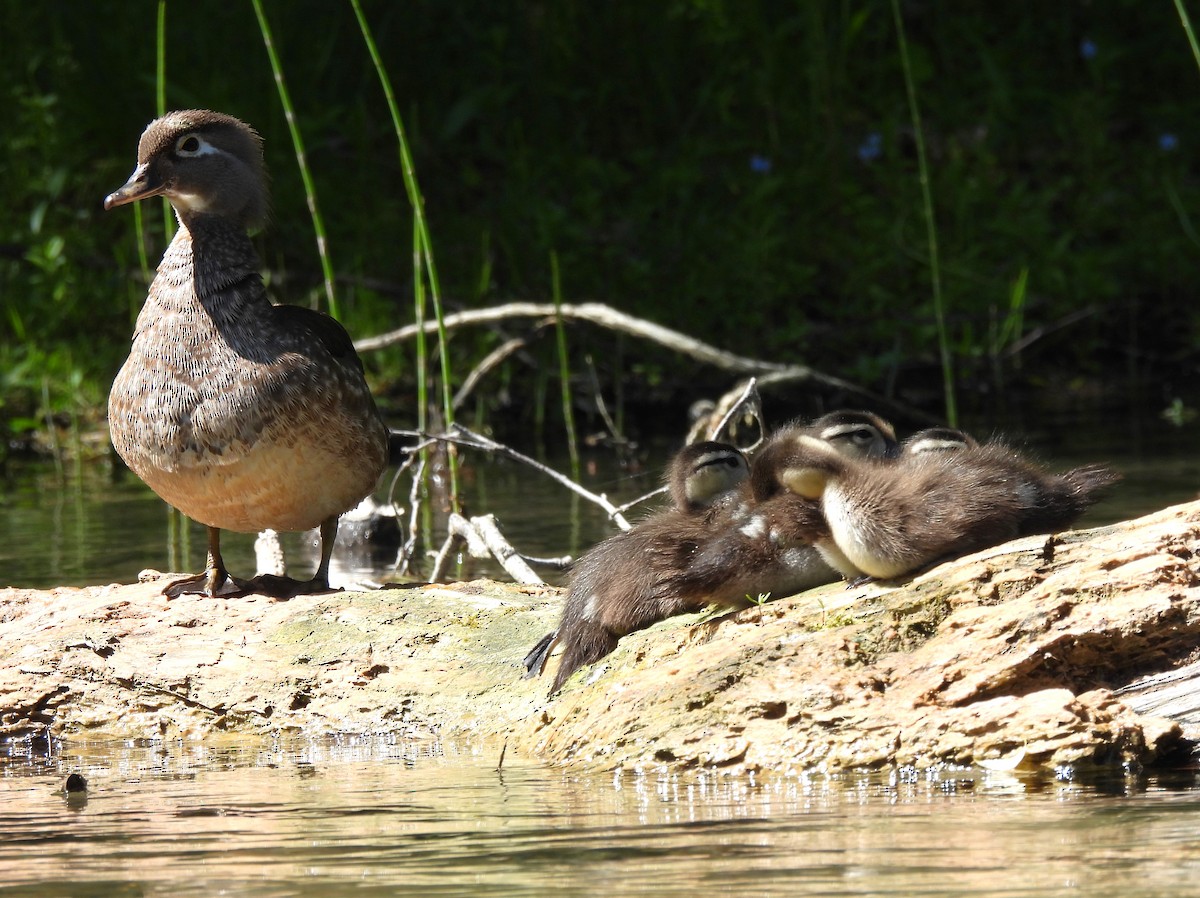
<box><xmin>4</xmin><ymin>2</ymin><xmax>1200</xmax><ymax>463</ymax></box>
<box><xmin>251</xmin><ymin>0</ymin><xmax>338</xmax><ymax>317</ymax></box>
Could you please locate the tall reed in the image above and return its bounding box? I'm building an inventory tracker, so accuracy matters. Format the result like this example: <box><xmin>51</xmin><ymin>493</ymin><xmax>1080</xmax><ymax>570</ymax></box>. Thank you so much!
<box><xmin>1175</xmin><ymin>0</ymin><xmax>1200</xmax><ymax>73</ymax></box>
<box><xmin>251</xmin><ymin>0</ymin><xmax>339</xmax><ymax>318</ymax></box>
<box><xmin>891</xmin><ymin>0</ymin><xmax>957</xmax><ymax>426</ymax></box>
<box><xmin>351</xmin><ymin>0</ymin><xmax>459</xmax><ymax>498</ymax></box>
<box><xmin>551</xmin><ymin>251</ymin><xmax>580</xmax><ymax>471</ymax></box>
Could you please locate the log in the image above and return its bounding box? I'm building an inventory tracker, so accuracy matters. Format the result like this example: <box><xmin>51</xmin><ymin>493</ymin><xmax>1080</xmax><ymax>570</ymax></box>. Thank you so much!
<box><xmin>2</xmin><ymin>500</ymin><xmax>1198</xmax><ymax>775</ymax></box>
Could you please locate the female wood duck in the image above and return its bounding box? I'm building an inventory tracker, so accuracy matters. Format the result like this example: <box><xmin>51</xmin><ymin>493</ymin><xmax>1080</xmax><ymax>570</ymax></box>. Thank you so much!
<box><xmin>104</xmin><ymin>110</ymin><xmax>389</xmax><ymax>598</ymax></box>
<box><xmin>774</xmin><ymin>433</ymin><xmax>1119</xmax><ymax>580</ymax></box>
<box><xmin>528</xmin><ymin>411</ymin><xmax>899</xmax><ymax>694</ymax></box>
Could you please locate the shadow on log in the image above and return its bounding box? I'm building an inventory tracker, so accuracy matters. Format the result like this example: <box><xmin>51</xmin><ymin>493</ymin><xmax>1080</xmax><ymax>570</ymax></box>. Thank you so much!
<box><xmin>2</xmin><ymin>500</ymin><xmax>1197</xmax><ymax>776</ymax></box>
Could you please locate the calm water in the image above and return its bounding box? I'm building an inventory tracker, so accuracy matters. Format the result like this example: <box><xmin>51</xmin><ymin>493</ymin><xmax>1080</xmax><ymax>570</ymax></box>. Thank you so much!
<box><xmin>2</xmin><ymin>739</ymin><xmax>1200</xmax><ymax>897</ymax></box>
<box><xmin>3</xmin><ymin>412</ymin><xmax>1200</xmax><ymax>895</ymax></box>
<box><xmin>2</xmin><ymin>409</ymin><xmax>1199</xmax><ymax>590</ymax></box>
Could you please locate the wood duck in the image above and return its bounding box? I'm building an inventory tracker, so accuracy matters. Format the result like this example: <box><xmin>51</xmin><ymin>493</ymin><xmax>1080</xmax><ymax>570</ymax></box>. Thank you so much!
<box><xmin>104</xmin><ymin>110</ymin><xmax>389</xmax><ymax>598</ymax></box>
<box><xmin>527</xmin><ymin>411</ymin><xmax>900</xmax><ymax>694</ymax></box>
<box><xmin>775</xmin><ymin>433</ymin><xmax>1119</xmax><ymax>580</ymax></box>
<box><xmin>901</xmin><ymin>427</ymin><xmax>979</xmax><ymax>455</ymax></box>
<box><xmin>674</xmin><ymin>410</ymin><xmax>902</xmax><ymax>611</ymax></box>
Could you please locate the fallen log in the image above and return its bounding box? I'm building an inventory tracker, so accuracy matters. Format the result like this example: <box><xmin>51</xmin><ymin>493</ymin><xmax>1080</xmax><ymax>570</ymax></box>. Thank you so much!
<box><xmin>2</xmin><ymin>500</ymin><xmax>1197</xmax><ymax>775</ymax></box>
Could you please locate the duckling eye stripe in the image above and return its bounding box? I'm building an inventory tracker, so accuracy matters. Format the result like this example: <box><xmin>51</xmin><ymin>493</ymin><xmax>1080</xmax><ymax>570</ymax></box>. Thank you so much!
<box><xmin>176</xmin><ymin>135</ymin><xmax>222</xmax><ymax>157</ymax></box>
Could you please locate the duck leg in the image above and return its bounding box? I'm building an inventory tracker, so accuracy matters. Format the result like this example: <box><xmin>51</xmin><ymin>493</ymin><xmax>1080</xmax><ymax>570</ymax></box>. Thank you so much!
<box><xmin>164</xmin><ymin>526</ymin><xmax>244</xmax><ymax>598</ymax></box>
<box><xmin>244</xmin><ymin>515</ymin><xmax>341</xmax><ymax>600</ymax></box>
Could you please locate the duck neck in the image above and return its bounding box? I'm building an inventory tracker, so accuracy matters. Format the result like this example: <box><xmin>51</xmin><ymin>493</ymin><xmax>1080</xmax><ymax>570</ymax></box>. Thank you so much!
<box><xmin>153</xmin><ymin>212</ymin><xmax>266</xmax><ymax>325</ymax></box>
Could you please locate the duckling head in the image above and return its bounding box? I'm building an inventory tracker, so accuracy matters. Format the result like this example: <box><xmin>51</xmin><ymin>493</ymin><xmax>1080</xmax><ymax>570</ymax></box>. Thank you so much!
<box><xmin>773</xmin><ymin>434</ymin><xmax>847</xmax><ymax>500</ymax></box>
<box><xmin>808</xmin><ymin>410</ymin><xmax>900</xmax><ymax>460</ymax></box>
<box><xmin>668</xmin><ymin>441</ymin><xmax>749</xmax><ymax>513</ymax></box>
<box><xmin>104</xmin><ymin>109</ymin><xmax>268</xmax><ymax>229</ymax></box>
<box><xmin>902</xmin><ymin>427</ymin><xmax>979</xmax><ymax>455</ymax></box>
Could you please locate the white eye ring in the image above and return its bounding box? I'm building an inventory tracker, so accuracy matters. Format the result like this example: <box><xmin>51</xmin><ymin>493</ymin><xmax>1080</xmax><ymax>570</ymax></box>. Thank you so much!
<box><xmin>175</xmin><ymin>134</ymin><xmax>216</xmax><ymax>157</ymax></box>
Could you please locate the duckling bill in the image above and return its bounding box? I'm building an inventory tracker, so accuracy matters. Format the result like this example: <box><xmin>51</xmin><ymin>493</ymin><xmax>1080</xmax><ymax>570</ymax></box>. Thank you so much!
<box><xmin>105</xmin><ymin>110</ymin><xmax>389</xmax><ymax>598</ymax></box>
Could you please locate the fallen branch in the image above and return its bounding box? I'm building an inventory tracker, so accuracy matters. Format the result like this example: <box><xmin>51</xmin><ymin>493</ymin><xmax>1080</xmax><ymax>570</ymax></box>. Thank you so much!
<box><xmin>355</xmin><ymin>300</ymin><xmax>932</xmax><ymax>421</ymax></box>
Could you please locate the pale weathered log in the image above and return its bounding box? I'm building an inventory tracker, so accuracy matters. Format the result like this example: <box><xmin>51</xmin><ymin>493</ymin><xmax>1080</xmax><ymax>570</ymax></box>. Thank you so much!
<box><xmin>2</xmin><ymin>500</ymin><xmax>1197</xmax><ymax>776</ymax></box>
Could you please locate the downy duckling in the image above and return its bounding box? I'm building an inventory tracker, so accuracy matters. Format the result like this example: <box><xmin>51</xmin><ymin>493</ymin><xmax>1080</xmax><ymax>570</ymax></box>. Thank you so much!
<box><xmin>529</xmin><ymin>411</ymin><xmax>900</xmax><ymax>694</ymax></box>
<box><xmin>671</xmin><ymin>410</ymin><xmax>903</xmax><ymax>606</ymax></box>
<box><xmin>776</xmin><ymin>434</ymin><xmax>1119</xmax><ymax>580</ymax></box>
<box><xmin>105</xmin><ymin>111</ymin><xmax>389</xmax><ymax>598</ymax></box>
<box><xmin>523</xmin><ymin>441</ymin><xmax>750</xmax><ymax>690</ymax></box>
<box><xmin>902</xmin><ymin>427</ymin><xmax>979</xmax><ymax>455</ymax></box>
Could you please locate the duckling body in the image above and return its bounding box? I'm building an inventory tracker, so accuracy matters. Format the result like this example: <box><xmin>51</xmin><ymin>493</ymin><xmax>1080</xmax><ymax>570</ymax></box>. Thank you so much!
<box><xmin>779</xmin><ymin>434</ymin><xmax>1118</xmax><ymax>580</ymax></box>
<box><xmin>680</xmin><ymin>410</ymin><xmax>902</xmax><ymax>599</ymax></box>
<box><xmin>528</xmin><ymin>442</ymin><xmax>750</xmax><ymax>693</ymax></box>
<box><xmin>106</xmin><ymin>110</ymin><xmax>388</xmax><ymax>597</ymax></box>
<box><xmin>530</xmin><ymin>411</ymin><xmax>900</xmax><ymax>694</ymax></box>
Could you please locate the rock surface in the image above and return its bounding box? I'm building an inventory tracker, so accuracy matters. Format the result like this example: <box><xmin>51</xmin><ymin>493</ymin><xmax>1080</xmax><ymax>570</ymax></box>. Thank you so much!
<box><xmin>3</xmin><ymin>500</ymin><xmax>1199</xmax><ymax>775</ymax></box>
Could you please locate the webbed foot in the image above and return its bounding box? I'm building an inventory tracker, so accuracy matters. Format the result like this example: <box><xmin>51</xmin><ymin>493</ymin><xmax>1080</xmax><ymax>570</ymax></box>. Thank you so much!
<box><xmin>242</xmin><ymin>573</ymin><xmax>341</xmax><ymax>601</ymax></box>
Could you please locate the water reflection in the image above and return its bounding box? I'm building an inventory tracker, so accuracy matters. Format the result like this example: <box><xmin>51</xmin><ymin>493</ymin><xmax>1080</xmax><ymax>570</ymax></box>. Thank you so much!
<box><xmin>2</xmin><ymin>414</ymin><xmax>1198</xmax><ymax>591</ymax></box>
<box><xmin>2</xmin><ymin>739</ymin><xmax>1200</xmax><ymax>897</ymax></box>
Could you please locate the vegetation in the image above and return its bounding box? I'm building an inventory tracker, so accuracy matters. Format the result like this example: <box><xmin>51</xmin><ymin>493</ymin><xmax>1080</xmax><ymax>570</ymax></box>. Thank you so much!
<box><xmin>3</xmin><ymin>1</ymin><xmax>1199</xmax><ymax>460</ymax></box>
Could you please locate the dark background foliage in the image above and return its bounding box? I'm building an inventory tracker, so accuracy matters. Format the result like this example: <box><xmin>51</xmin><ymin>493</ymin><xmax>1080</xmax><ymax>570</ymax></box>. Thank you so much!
<box><xmin>3</xmin><ymin>0</ymin><xmax>1198</xmax><ymax>449</ymax></box>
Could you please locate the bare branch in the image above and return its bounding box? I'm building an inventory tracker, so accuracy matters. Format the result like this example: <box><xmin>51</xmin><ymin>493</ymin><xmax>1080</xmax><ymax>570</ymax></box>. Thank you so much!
<box><xmin>354</xmin><ymin>300</ymin><xmax>931</xmax><ymax>421</ymax></box>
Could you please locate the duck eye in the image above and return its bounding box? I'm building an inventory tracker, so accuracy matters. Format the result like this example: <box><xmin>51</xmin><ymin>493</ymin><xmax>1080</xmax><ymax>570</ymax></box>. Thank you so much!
<box><xmin>176</xmin><ymin>135</ymin><xmax>202</xmax><ymax>155</ymax></box>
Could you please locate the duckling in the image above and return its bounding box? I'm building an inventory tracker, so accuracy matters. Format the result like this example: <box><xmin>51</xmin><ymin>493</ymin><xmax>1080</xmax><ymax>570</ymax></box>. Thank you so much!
<box><xmin>524</xmin><ymin>441</ymin><xmax>750</xmax><ymax>692</ymax></box>
<box><xmin>673</xmin><ymin>410</ymin><xmax>902</xmax><ymax>608</ymax></box>
<box><xmin>529</xmin><ymin>411</ymin><xmax>900</xmax><ymax>694</ymax></box>
<box><xmin>776</xmin><ymin>434</ymin><xmax>1118</xmax><ymax>580</ymax></box>
<box><xmin>104</xmin><ymin>110</ymin><xmax>389</xmax><ymax>598</ymax></box>
<box><xmin>901</xmin><ymin>427</ymin><xmax>979</xmax><ymax>455</ymax></box>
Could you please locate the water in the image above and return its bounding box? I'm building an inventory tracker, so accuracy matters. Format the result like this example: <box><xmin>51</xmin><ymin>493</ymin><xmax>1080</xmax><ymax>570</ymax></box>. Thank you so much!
<box><xmin>2</xmin><ymin>413</ymin><xmax>1198</xmax><ymax>591</ymax></box>
<box><xmin>2</xmin><ymin>739</ymin><xmax>1199</xmax><ymax>897</ymax></box>
<box><xmin>3</xmin><ymin>414</ymin><xmax>1200</xmax><ymax>895</ymax></box>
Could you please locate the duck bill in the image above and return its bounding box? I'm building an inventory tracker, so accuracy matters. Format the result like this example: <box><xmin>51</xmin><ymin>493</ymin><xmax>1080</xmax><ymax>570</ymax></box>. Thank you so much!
<box><xmin>103</xmin><ymin>162</ymin><xmax>165</xmax><ymax>210</ymax></box>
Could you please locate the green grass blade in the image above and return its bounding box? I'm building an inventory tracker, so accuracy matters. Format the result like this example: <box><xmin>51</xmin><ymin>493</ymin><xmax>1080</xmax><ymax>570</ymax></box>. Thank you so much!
<box><xmin>1175</xmin><ymin>0</ymin><xmax>1200</xmax><ymax>73</ymax></box>
<box><xmin>251</xmin><ymin>0</ymin><xmax>339</xmax><ymax>317</ymax></box>
<box><xmin>156</xmin><ymin>0</ymin><xmax>174</xmax><ymax>241</ymax></box>
<box><xmin>551</xmin><ymin>251</ymin><xmax>580</xmax><ymax>471</ymax></box>
<box><xmin>892</xmin><ymin>0</ymin><xmax>956</xmax><ymax>426</ymax></box>
<box><xmin>351</xmin><ymin>0</ymin><xmax>458</xmax><ymax>497</ymax></box>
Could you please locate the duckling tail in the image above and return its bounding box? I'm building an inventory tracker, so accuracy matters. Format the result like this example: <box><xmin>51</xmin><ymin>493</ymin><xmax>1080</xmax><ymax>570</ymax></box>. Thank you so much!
<box><xmin>522</xmin><ymin>630</ymin><xmax>559</xmax><ymax>678</ymax></box>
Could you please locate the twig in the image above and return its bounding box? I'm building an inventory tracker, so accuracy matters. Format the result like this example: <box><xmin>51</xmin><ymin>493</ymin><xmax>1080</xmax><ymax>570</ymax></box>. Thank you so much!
<box><xmin>429</xmin><ymin>528</ymin><xmax>463</xmax><ymax>582</ymax></box>
<box><xmin>437</xmin><ymin>514</ymin><xmax>544</xmax><ymax>585</ymax></box>
<box><xmin>354</xmin><ymin>301</ymin><xmax>928</xmax><ymax>422</ymax></box>
<box><xmin>453</xmin><ymin>329</ymin><xmax>546</xmax><ymax>411</ymax></box>
<box><xmin>398</xmin><ymin>424</ymin><xmax>632</xmax><ymax>530</ymax></box>
<box><xmin>470</xmin><ymin>515</ymin><xmax>544</xmax><ymax>585</ymax></box>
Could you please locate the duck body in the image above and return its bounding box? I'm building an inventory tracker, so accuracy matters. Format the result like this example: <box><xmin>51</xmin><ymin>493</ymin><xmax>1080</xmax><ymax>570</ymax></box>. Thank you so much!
<box><xmin>106</xmin><ymin>110</ymin><xmax>388</xmax><ymax>596</ymax></box>
<box><xmin>781</xmin><ymin>435</ymin><xmax>1119</xmax><ymax>580</ymax></box>
<box><xmin>109</xmin><ymin>220</ymin><xmax>386</xmax><ymax>534</ymax></box>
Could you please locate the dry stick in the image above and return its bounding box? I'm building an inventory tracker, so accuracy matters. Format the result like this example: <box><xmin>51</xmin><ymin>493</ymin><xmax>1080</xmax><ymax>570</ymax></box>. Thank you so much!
<box><xmin>619</xmin><ymin>379</ymin><xmax>767</xmax><ymax>518</ymax></box>
<box><xmin>470</xmin><ymin>515</ymin><xmax>543</xmax><ymax>585</ymax></box>
<box><xmin>430</xmin><ymin>514</ymin><xmax>548</xmax><ymax>584</ymax></box>
<box><xmin>583</xmin><ymin>353</ymin><xmax>627</xmax><ymax>447</ymax></box>
<box><xmin>396</xmin><ymin>425</ymin><xmax>632</xmax><ymax>531</ymax></box>
<box><xmin>354</xmin><ymin>301</ymin><xmax>933</xmax><ymax>423</ymax></box>
<box><xmin>687</xmin><ymin>378</ymin><xmax>765</xmax><ymax>449</ymax></box>
<box><xmin>429</xmin><ymin>528</ymin><xmax>464</xmax><ymax>583</ymax></box>
<box><xmin>452</xmin><ymin>328</ymin><xmax>546</xmax><ymax>411</ymax></box>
